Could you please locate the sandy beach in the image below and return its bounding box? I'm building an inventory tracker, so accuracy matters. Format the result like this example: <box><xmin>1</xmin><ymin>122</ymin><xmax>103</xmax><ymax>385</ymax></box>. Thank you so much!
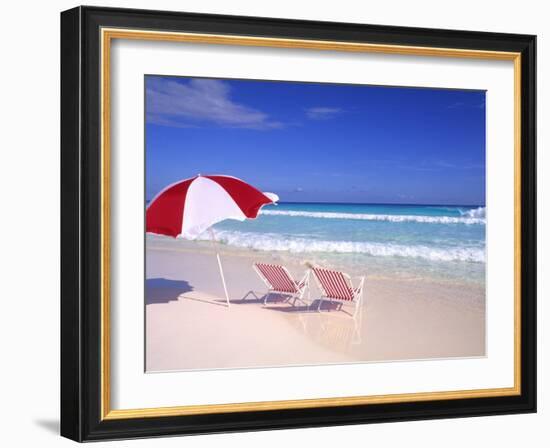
<box><xmin>146</xmin><ymin>235</ymin><xmax>485</xmax><ymax>372</ymax></box>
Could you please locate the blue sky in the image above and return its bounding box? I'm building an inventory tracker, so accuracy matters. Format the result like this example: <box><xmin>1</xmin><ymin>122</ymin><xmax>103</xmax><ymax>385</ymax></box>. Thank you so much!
<box><xmin>145</xmin><ymin>76</ymin><xmax>486</xmax><ymax>205</ymax></box>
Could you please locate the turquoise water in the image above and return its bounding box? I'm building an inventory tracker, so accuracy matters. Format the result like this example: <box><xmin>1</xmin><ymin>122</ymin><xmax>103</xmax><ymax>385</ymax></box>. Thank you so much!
<box><xmin>207</xmin><ymin>202</ymin><xmax>486</xmax><ymax>285</ymax></box>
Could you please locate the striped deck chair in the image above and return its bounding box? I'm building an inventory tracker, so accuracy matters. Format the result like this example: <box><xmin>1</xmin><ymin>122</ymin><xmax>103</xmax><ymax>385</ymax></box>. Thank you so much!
<box><xmin>253</xmin><ymin>263</ymin><xmax>310</xmax><ymax>306</ymax></box>
<box><xmin>311</xmin><ymin>267</ymin><xmax>365</xmax><ymax>318</ymax></box>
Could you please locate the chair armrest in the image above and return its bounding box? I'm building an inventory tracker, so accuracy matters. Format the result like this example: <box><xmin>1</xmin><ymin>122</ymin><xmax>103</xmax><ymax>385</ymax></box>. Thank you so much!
<box><xmin>353</xmin><ymin>275</ymin><xmax>366</xmax><ymax>291</ymax></box>
<box><xmin>299</xmin><ymin>269</ymin><xmax>311</xmax><ymax>287</ymax></box>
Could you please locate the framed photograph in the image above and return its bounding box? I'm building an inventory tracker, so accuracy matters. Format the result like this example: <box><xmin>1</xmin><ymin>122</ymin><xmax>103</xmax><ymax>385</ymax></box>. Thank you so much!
<box><xmin>60</xmin><ymin>6</ymin><xmax>536</xmax><ymax>442</ymax></box>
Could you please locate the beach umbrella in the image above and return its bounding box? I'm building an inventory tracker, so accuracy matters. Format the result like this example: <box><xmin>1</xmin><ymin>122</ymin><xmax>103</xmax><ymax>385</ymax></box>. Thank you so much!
<box><xmin>146</xmin><ymin>174</ymin><xmax>279</xmax><ymax>307</ymax></box>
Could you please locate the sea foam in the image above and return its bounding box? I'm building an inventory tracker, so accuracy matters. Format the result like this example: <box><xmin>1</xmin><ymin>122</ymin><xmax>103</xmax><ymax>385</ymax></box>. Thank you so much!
<box><xmin>199</xmin><ymin>230</ymin><xmax>485</xmax><ymax>263</ymax></box>
<box><xmin>260</xmin><ymin>208</ymin><xmax>485</xmax><ymax>225</ymax></box>
<box><xmin>460</xmin><ymin>206</ymin><xmax>486</xmax><ymax>219</ymax></box>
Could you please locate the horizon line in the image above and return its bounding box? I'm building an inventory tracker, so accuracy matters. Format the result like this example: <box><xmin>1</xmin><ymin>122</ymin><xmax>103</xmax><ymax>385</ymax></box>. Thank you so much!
<box><xmin>144</xmin><ymin>198</ymin><xmax>485</xmax><ymax>207</ymax></box>
<box><xmin>274</xmin><ymin>201</ymin><xmax>485</xmax><ymax>207</ymax></box>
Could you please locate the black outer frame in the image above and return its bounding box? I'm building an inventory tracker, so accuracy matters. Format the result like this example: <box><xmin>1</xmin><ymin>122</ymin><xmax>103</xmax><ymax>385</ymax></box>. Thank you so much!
<box><xmin>60</xmin><ymin>5</ymin><xmax>536</xmax><ymax>442</ymax></box>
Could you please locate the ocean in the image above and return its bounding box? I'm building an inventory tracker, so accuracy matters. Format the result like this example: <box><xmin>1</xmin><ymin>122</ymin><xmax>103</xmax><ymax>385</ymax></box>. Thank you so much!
<box><xmin>205</xmin><ymin>202</ymin><xmax>486</xmax><ymax>286</ymax></box>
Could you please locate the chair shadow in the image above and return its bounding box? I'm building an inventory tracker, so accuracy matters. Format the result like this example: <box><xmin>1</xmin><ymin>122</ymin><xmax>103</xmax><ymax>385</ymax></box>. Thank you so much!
<box><xmin>265</xmin><ymin>299</ymin><xmax>341</xmax><ymax>313</ymax></box>
<box><xmin>230</xmin><ymin>290</ymin><xmax>294</xmax><ymax>305</ymax></box>
<box><xmin>145</xmin><ymin>278</ymin><xmax>193</xmax><ymax>305</ymax></box>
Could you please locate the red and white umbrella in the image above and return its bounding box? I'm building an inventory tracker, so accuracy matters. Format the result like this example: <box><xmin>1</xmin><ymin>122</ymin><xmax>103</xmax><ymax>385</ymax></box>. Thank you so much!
<box><xmin>146</xmin><ymin>174</ymin><xmax>278</xmax><ymax>306</ymax></box>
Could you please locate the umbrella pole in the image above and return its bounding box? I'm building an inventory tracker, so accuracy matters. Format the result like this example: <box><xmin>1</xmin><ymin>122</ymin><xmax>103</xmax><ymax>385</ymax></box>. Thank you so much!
<box><xmin>209</xmin><ymin>228</ymin><xmax>230</xmax><ymax>307</ymax></box>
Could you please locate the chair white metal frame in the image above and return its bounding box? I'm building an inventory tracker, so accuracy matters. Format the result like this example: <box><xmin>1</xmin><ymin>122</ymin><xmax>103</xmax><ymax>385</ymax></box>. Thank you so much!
<box><xmin>311</xmin><ymin>266</ymin><xmax>365</xmax><ymax>318</ymax></box>
<box><xmin>253</xmin><ymin>263</ymin><xmax>311</xmax><ymax>306</ymax></box>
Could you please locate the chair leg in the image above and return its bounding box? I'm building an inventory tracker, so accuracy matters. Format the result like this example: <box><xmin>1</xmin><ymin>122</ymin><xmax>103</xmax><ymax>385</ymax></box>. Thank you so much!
<box><xmin>353</xmin><ymin>290</ymin><xmax>364</xmax><ymax>319</ymax></box>
<box><xmin>317</xmin><ymin>298</ymin><xmax>323</xmax><ymax>312</ymax></box>
<box><xmin>242</xmin><ymin>290</ymin><xmax>258</xmax><ymax>301</ymax></box>
<box><xmin>353</xmin><ymin>301</ymin><xmax>360</xmax><ymax>319</ymax></box>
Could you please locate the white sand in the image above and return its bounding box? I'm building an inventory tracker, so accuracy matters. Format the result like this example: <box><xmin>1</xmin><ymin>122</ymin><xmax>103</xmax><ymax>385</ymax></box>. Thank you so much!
<box><xmin>146</xmin><ymin>237</ymin><xmax>485</xmax><ymax>372</ymax></box>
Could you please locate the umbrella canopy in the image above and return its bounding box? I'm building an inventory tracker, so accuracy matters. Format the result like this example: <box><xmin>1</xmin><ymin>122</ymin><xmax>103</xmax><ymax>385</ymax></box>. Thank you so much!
<box><xmin>146</xmin><ymin>174</ymin><xmax>278</xmax><ymax>239</ymax></box>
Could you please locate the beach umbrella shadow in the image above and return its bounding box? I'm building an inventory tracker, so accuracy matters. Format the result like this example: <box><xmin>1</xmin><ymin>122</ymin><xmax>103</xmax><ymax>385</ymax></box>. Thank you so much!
<box><xmin>145</xmin><ymin>278</ymin><xmax>194</xmax><ymax>305</ymax></box>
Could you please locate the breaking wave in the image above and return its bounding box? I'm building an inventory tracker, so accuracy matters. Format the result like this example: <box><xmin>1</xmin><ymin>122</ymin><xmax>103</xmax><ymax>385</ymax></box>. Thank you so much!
<box><xmin>460</xmin><ymin>206</ymin><xmax>486</xmax><ymax>219</ymax></box>
<box><xmin>199</xmin><ymin>230</ymin><xmax>485</xmax><ymax>263</ymax></box>
<box><xmin>260</xmin><ymin>209</ymin><xmax>485</xmax><ymax>225</ymax></box>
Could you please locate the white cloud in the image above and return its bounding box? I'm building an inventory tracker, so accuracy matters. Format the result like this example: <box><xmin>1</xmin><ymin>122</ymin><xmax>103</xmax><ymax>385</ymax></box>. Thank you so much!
<box><xmin>146</xmin><ymin>77</ymin><xmax>283</xmax><ymax>129</ymax></box>
<box><xmin>305</xmin><ymin>107</ymin><xmax>343</xmax><ymax>120</ymax></box>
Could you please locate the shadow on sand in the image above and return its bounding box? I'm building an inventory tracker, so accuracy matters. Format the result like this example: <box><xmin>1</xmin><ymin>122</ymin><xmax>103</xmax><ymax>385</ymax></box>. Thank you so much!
<box><xmin>233</xmin><ymin>291</ymin><xmax>342</xmax><ymax>314</ymax></box>
<box><xmin>230</xmin><ymin>290</ymin><xmax>298</xmax><ymax>306</ymax></box>
<box><xmin>266</xmin><ymin>299</ymin><xmax>342</xmax><ymax>313</ymax></box>
<box><xmin>145</xmin><ymin>278</ymin><xmax>193</xmax><ymax>305</ymax></box>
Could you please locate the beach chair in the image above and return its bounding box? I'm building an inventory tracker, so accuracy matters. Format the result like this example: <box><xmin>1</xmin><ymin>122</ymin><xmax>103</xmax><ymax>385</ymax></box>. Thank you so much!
<box><xmin>311</xmin><ymin>267</ymin><xmax>365</xmax><ymax>318</ymax></box>
<box><xmin>253</xmin><ymin>263</ymin><xmax>310</xmax><ymax>306</ymax></box>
